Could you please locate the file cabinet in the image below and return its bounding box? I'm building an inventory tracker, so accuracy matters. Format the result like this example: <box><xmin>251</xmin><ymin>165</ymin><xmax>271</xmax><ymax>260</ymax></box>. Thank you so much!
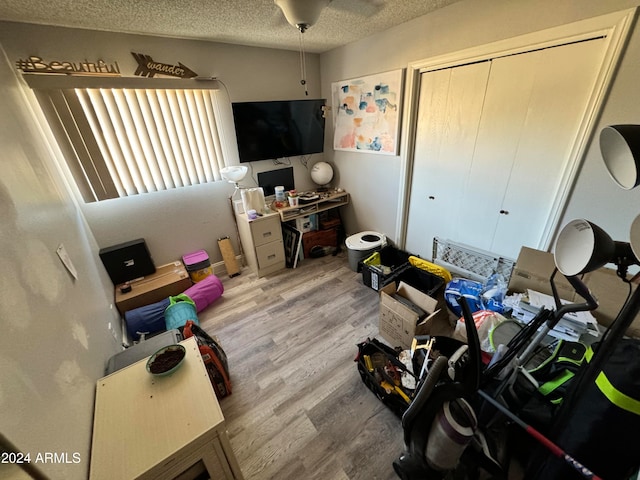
<box><xmin>236</xmin><ymin>211</ymin><xmax>285</xmax><ymax>277</ymax></box>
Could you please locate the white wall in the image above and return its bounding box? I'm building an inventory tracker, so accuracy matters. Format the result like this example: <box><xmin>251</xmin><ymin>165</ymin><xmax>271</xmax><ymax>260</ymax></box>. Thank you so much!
<box><xmin>0</xmin><ymin>45</ymin><xmax>121</xmax><ymax>478</ymax></box>
<box><xmin>0</xmin><ymin>22</ymin><xmax>324</xmax><ymax>266</ymax></box>
<box><xmin>320</xmin><ymin>0</ymin><xmax>640</xmax><ymax>250</ymax></box>
<box><xmin>0</xmin><ymin>22</ymin><xmax>325</xmax><ymax>479</ymax></box>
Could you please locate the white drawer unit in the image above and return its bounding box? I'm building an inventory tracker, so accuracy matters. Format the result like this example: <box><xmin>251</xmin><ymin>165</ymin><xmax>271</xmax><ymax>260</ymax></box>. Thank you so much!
<box><xmin>256</xmin><ymin>240</ymin><xmax>285</xmax><ymax>269</ymax></box>
<box><xmin>251</xmin><ymin>216</ymin><xmax>281</xmax><ymax>247</ymax></box>
<box><xmin>236</xmin><ymin>211</ymin><xmax>285</xmax><ymax>277</ymax></box>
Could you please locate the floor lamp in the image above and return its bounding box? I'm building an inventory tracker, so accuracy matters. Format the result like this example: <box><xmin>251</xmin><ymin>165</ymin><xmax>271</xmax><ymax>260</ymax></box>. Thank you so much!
<box><xmin>535</xmin><ymin>125</ymin><xmax>640</xmax><ymax>478</ymax></box>
<box><xmin>221</xmin><ymin>166</ymin><xmax>249</xmax><ymax>268</ymax></box>
<box><xmin>552</xmin><ymin>125</ymin><xmax>640</xmax><ymax>387</ymax></box>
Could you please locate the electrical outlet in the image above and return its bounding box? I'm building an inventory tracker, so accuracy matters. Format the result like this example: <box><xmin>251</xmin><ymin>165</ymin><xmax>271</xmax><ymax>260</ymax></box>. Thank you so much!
<box><xmin>108</xmin><ymin>322</ymin><xmax>118</xmax><ymax>341</ymax></box>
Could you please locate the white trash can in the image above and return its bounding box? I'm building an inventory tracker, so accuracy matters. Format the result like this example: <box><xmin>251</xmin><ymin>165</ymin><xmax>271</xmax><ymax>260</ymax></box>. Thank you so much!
<box><xmin>345</xmin><ymin>231</ymin><xmax>386</xmax><ymax>272</ymax></box>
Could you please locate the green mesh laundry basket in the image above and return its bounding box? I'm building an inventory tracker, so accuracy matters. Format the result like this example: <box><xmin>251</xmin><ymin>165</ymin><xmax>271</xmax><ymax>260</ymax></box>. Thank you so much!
<box><xmin>164</xmin><ymin>294</ymin><xmax>199</xmax><ymax>330</ymax></box>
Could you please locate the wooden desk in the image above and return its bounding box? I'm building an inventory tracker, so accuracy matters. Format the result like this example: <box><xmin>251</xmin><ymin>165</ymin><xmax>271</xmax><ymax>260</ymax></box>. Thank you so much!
<box><xmin>90</xmin><ymin>337</ymin><xmax>244</xmax><ymax>480</ymax></box>
<box><xmin>276</xmin><ymin>190</ymin><xmax>349</xmax><ymax>222</ymax></box>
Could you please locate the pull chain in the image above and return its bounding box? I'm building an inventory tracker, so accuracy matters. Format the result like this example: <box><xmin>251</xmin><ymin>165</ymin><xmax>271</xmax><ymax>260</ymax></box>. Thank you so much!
<box><xmin>298</xmin><ymin>29</ymin><xmax>308</xmax><ymax>96</ymax></box>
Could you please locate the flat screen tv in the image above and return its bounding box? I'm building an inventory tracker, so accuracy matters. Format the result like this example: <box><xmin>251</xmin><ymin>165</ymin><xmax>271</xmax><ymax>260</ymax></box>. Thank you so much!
<box><xmin>232</xmin><ymin>99</ymin><xmax>326</xmax><ymax>163</ymax></box>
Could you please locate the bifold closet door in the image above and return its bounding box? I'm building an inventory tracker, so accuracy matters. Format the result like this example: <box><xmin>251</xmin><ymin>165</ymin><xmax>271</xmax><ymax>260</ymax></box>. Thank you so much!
<box><xmin>404</xmin><ymin>61</ymin><xmax>491</xmax><ymax>257</ymax></box>
<box><xmin>405</xmin><ymin>36</ymin><xmax>607</xmax><ymax>261</ymax></box>
<box><xmin>489</xmin><ymin>38</ymin><xmax>607</xmax><ymax>258</ymax></box>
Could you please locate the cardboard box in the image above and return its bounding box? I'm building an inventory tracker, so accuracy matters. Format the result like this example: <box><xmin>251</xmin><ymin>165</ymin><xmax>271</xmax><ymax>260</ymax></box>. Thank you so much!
<box><xmin>508</xmin><ymin>247</ymin><xmax>640</xmax><ymax>338</ymax></box>
<box><xmin>379</xmin><ymin>281</ymin><xmax>453</xmax><ymax>349</ymax></box>
<box><xmin>295</xmin><ymin>214</ymin><xmax>318</xmax><ymax>233</ymax></box>
<box><xmin>115</xmin><ymin>261</ymin><xmax>192</xmax><ymax>314</ymax></box>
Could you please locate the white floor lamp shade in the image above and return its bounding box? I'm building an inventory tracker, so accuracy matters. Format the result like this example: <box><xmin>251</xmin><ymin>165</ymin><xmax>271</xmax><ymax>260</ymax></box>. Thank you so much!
<box><xmin>220</xmin><ymin>166</ymin><xmax>248</xmax><ymax>183</ymax></box>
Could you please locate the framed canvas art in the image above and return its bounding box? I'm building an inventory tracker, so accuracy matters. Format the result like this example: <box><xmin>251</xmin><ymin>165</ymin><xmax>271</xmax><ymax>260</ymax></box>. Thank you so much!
<box><xmin>332</xmin><ymin>69</ymin><xmax>404</xmax><ymax>155</ymax></box>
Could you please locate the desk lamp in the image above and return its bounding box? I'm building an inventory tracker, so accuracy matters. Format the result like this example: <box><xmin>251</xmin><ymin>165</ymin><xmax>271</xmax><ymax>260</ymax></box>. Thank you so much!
<box><xmin>552</xmin><ymin>125</ymin><xmax>640</xmax><ymax>343</ymax></box>
<box><xmin>554</xmin><ymin>125</ymin><xmax>640</xmax><ymax>284</ymax></box>
<box><xmin>220</xmin><ymin>165</ymin><xmax>249</xmax><ymax>200</ymax></box>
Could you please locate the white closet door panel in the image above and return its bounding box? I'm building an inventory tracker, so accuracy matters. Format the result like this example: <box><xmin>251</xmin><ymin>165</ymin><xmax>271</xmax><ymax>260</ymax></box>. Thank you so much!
<box><xmin>458</xmin><ymin>51</ymin><xmax>543</xmax><ymax>252</ymax></box>
<box><xmin>405</xmin><ymin>62</ymin><xmax>490</xmax><ymax>258</ymax></box>
<box><xmin>492</xmin><ymin>38</ymin><xmax>607</xmax><ymax>259</ymax></box>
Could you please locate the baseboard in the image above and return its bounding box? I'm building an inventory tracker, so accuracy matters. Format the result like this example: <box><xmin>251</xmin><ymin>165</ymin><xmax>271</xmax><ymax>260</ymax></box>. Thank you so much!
<box><xmin>212</xmin><ymin>256</ymin><xmax>243</xmax><ymax>276</ymax></box>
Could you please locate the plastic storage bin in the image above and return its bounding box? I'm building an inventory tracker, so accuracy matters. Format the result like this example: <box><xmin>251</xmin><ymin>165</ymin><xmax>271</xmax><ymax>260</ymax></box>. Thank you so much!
<box><xmin>182</xmin><ymin>250</ymin><xmax>213</xmax><ymax>283</ymax></box>
<box><xmin>361</xmin><ymin>246</ymin><xmax>411</xmax><ymax>291</ymax></box>
<box><xmin>393</xmin><ymin>265</ymin><xmax>445</xmax><ymax>298</ymax></box>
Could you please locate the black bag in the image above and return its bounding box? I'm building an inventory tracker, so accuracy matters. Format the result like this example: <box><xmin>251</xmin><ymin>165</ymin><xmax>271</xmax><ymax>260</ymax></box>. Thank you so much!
<box><xmin>525</xmin><ymin>338</ymin><xmax>640</xmax><ymax>480</ymax></box>
<box><xmin>511</xmin><ymin>340</ymin><xmax>588</xmax><ymax>431</ymax></box>
<box><xmin>183</xmin><ymin>320</ymin><xmax>232</xmax><ymax>399</ymax></box>
<box><xmin>355</xmin><ymin>338</ymin><xmax>415</xmax><ymax>418</ymax></box>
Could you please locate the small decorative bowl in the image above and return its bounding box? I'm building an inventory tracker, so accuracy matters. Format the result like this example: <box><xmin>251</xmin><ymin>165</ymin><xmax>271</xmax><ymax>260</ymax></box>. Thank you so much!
<box><xmin>146</xmin><ymin>344</ymin><xmax>186</xmax><ymax>376</ymax></box>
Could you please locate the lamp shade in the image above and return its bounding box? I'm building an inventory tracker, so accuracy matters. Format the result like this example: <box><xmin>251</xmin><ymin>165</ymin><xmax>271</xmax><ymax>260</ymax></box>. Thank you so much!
<box><xmin>600</xmin><ymin>125</ymin><xmax>640</xmax><ymax>190</ymax></box>
<box><xmin>630</xmin><ymin>213</ymin><xmax>640</xmax><ymax>261</ymax></box>
<box><xmin>220</xmin><ymin>165</ymin><xmax>248</xmax><ymax>183</ymax></box>
<box><xmin>554</xmin><ymin>219</ymin><xmax>616</xmax><ymax>276</ymax></box>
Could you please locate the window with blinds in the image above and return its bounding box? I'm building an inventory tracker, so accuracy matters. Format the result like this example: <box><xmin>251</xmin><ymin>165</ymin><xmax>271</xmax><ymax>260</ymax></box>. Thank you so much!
<box><xmin>25</xmin><ymin>75</ymin><xmax>227</xmax><ymax>202</ymax></box>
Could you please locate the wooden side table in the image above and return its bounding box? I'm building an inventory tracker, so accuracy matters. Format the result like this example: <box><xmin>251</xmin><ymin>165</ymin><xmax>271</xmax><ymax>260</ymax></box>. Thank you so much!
<box><xmin>89</xmin><ymin>337</ymin><xmax>244</xmax><ymax>480</ymax></box>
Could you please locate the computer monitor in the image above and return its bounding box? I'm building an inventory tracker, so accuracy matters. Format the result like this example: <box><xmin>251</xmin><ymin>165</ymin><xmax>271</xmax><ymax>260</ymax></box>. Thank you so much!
<box><xmin>257</xmin><ymin>167</ymin><xmax>295</xmax><ymax>196</ymax></box>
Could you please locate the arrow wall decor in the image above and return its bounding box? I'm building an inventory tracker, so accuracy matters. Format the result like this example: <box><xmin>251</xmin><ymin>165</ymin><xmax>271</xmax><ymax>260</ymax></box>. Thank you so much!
<box><xmin>131</xmin><ymin>52</ymin><xmax>198</xmax><ymax>79</ymax></box>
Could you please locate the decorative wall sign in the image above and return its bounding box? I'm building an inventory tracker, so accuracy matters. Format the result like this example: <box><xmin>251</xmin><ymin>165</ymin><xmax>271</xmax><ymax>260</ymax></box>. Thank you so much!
<box><xmin>15</xmin><ymin>56</ymin><xmax>120</xmax><ymax>76</ymax></box>
<box><xmin>332</xmin><ymin>69</ymin><xmax>404</xmax><ymax>155</ymax></box>
<box><xmin>131</xmin><ymin>52</ymin><xmax>198</xmax><ymax>79</ymax></box>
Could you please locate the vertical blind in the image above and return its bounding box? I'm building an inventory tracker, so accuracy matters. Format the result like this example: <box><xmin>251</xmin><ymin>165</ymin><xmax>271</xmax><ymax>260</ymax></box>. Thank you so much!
<box><xmin>31</xmin><ymin>81</ymin><xmax>226</xmax><ymax>202</ymax></box>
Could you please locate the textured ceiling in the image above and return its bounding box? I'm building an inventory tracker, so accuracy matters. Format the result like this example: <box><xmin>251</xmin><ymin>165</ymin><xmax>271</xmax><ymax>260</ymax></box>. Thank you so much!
<box><xmin>0</xmin><ymin>0</ymin><xmax>461</xmax><ymax>53</ymax></box>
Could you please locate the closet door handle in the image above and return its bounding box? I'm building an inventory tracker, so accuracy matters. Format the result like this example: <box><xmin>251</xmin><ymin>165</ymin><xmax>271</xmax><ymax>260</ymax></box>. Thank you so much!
<box><xmin>499</xmin><ymin>209</ymin><xmax>509</xmax><ymax>215</ymax></box>
<box><xmin>428</xmin><ymin>196</ymin><xmax>435</xmax><ymax>200</ymax></box>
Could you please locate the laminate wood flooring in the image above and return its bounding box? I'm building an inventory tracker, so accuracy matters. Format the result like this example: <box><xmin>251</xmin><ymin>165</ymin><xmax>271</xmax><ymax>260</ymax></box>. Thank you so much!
<box><xmin>198</xmin><ymin>251</ymin><xmax>404</xmax><ymax>480</ymax></box>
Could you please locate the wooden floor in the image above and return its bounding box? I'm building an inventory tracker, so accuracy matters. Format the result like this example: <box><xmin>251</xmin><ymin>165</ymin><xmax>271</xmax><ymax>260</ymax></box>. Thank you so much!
<box><xmin>198</xmin><ymin>251</ymin><xmax>405</xmax><ymax>480</ymax></box>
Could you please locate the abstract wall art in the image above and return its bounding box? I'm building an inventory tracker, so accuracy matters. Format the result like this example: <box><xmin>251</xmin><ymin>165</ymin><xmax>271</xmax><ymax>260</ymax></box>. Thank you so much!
<box><xmin>331</xmin><ymin>69</ymin><xmax>404</xmax><ymax>155</ymax></box>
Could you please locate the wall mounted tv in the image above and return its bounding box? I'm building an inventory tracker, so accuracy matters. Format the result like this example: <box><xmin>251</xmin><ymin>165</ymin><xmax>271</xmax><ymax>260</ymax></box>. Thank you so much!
<box><xmin>232</xmin><ymin>99</ymin><xmax>326</xmax><ymax>163</ymax></box>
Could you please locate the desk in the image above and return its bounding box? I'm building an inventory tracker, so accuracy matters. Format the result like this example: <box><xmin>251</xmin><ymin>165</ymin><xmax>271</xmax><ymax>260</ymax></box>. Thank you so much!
<box><xmin>89</xmin><ymin>337</ymin><xmax>244</xmax><ymax>480</ymax></box>
<box><xmin>276</xmin><ymin>190</ymin><xmax>349</xmax><ymax>222</ymax></box>
<box><xmin>236</xmin><ymin>190</ymin><xmax>349</xmax><ymax>277</ymax></box>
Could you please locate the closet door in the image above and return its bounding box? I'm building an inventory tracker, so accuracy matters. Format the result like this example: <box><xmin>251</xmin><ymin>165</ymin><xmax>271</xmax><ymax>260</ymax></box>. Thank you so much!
<box><xmin>459</xmin><ymin>51</ymin><xmax>544</xmax><ymax>253</ymax></box>
<box><xmin>489</xmin><ymin>38</ymin><xmax>607</xmax><ymax>258</ymax></box>
<box><xmin>404</xmin><ymin>61</ymin><xmax>490</xmax><ymax>257</ymax></box>
<box><xmin>406</xmin><ymin>36</ymin><xmax>607</xmax><ymax>261</ymax></box>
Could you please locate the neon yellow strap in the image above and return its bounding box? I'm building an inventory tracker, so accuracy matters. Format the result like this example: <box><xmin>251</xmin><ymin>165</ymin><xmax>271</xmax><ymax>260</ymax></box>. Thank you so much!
<box><xmin>595</xmin><ymin>372</ymin><xmax>640</xmax><ymax>416</ymax></box>
<box><xmin>585</xmin><ymin>345</ymin><xmax>640</xmax><ymax>415</ymax></box>
<box><xmin>538</xmin><ymin>370</ymin><xmax>574</xmax><ymax>396</ymax></box>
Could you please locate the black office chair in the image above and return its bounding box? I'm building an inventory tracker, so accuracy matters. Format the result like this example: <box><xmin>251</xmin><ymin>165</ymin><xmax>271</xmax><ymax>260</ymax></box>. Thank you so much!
<box><xmin>393</xmin><ymin>297</ymin><xmax>490</xmax><ymax>480</ymax></box>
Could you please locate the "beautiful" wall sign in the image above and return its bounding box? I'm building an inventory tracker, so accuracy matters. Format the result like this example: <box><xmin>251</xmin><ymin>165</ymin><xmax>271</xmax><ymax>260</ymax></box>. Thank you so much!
<box><xmin>15</xmin><ymin>56</ymin><xmax>121</xmax><ymax>75</ymax></box>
